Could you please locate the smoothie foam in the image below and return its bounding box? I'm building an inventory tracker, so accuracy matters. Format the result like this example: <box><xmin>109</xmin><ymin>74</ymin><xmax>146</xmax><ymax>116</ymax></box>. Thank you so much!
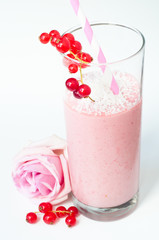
<box><xmin>64</xmin><ymin>71</ymin><xmax>142</xmax><ymax>208</ymax></box>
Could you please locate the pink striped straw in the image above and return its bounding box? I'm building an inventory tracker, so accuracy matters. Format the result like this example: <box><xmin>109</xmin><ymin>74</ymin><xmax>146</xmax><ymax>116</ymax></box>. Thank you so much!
<box><xmin>70</xmin><ymin>0</ymin><xmax>119</xmax><ymax>95</ymax></box>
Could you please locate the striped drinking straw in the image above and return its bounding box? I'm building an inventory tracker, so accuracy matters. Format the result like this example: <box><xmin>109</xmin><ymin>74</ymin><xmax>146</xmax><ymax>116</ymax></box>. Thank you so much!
<box><xmin>70</xmin><ymin>0</ymin><xmax>119</xmax><ymax>95</ymax></box>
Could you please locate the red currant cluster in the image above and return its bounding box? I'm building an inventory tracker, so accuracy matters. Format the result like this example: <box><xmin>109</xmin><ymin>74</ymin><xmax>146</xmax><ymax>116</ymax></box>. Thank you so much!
<box><xmin>26</xmin><ymin>202</ymin><xmax>79</xmax><ymax>227</ymax></box>
<box><xmin>39</xmin><ymin>30</ymin><xmax>94</xmax><ymax>101</ymax></box>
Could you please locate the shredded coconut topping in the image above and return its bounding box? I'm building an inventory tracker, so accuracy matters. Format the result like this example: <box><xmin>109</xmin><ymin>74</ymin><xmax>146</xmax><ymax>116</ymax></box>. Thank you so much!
<box><xmin>65</xmin><ymin>70</ymin><xmax>140</xmax><ymax>115</ymax></box>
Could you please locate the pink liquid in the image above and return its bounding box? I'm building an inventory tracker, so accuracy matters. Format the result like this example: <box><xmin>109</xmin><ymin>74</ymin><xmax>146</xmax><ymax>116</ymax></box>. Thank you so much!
<box><xmin>64</xmin><ymin>100</ymin><xmax>142</xmax><ymax>208</ymax></box>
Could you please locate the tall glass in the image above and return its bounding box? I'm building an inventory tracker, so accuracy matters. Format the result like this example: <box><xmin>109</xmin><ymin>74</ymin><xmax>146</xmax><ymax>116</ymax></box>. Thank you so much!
<box><xmin>63</xmin><ymin>23</ymin><xmax>145</xmax><ymax>221</ymax></box>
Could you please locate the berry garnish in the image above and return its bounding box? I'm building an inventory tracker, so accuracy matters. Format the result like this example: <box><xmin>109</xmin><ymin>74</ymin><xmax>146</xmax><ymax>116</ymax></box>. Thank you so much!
<box><xmin>65</xmin><ymin>215</ymin><xmax>76</xmax><ymax>227</ymax></box>
<box><xmin>63</xmin><ymin>33</ymin><xmax>75</xmax><ymax>44</ymax></box>
<box><xmin>25</xmin><ymin>203</ymin><xmax>80</xmax><ymax>227</ymax></box>
<box><xmin>78</xmin><ymin>84</ymin><xmax>91</xmax><ymax>97</ymax></box>
<box><xmin>26</xmin><ymin>212</ymin><xmax>37</xmax><ymax>224</ymax></box>
<box><xmin>63</xmin><ymin>53</ymin><xmax>76</xmax><ymax>67</ymax></box>
<box><xmin>56</xmin><ymin>206</ymin><xmax>67</xmax><ymax>218</ymax></box>
<box><xmin>43</xmin><ymin>212</ymin><xmax>57</xmax><ymax>224</ymax></box>
<box><xmin>39</xmin><ymin>33</ymin><xmax>50</xmax><ymax>44</ymax></box>
<box><xmin>73</xmin><ymin>90</ymin><xmax>83</xmax><ymax>99</ymax></box>
<box><xmin>67</xmin><ymin>53</ymin><xmax>75</xmax><ymax>59</ymax></box>
<box><xmin>67</xmin><ymin>206</ymin><xmax>79</xmax><ymax>216</ymax></box>
<box><xmin>49</xmin><ymin>30</ymin><xmax>60</xmax><ymax>38</ymax></box>
<box><xmin>39</xmin><ymin>202</ymin><xmax>52</xmax><ymax>213</ymax></box>
<box><xmin>50</xmin><ymin>35</ymin><xmax>60</xmax><ymax>47</ymax></box>
<box><xmin>70</xmin><ymin>40</ymin><xmax>82</xmax><ymax>54</ymax></box>
<box><xmin>77</xmin><ymin>52</ymin><xmax>92</xmax><ymax>63</ymax></box>
<box><xmin>68</xmin><ymin>64</ymin><xmax>78</xmax><ymax>73</ymax></box>
<box><xmin>65</xmin><ymin>78</ymin><xmax>79</xmax><ymax>91</ymax></box>
<box><xmin>39</xmin><ymin>29</ymin><xmax>94</xmax><ymax>102</ymax></box>
<box><xmin>56</xmin><ymin>37</ymin><xmax>70</xmax><ymax>53</ymax></box>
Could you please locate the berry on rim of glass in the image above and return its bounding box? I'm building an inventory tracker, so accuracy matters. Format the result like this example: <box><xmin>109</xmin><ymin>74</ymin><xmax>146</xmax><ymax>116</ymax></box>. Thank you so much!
<box><xmin>63</xmin><ymin>33</ymin><xmax>75</xmax><ymax>44</ymax></box>
<box><xmin>73</xmin><ymin>90</ymin><xmax>83</xmax><ymax>99</ymax></box>
<box><xmin>65</xmin><ymin>215</ymin><xmax>76</xmax><ymax>227</ymax></box>
<box><xmin>66</xmin><ymin>78</ymin><xmax>79</xmax><ymax>91</ymax></box>
<box><xmin>43</xmin><ymin>212</ymin><xmax>57</xmax><ymax>224</ymax></box>
<box><xmin>39</xmin><ymin>202</ymin><xmax>52</xmax><ymax>213</ymax></box>
<box><xmin>77</xmin><ymin>52</ymin><xmax>92</xmax><ymax>63</ymax></box>
<box><xmin>56</xmin><ymin>37</ymin><xmax>70</xmax><ymax>53</ymax></box>
<box><xmin>39</xmin><ymin>33</ymin><xmax>50</xmax><ymax>44</ymax></box>
<box><xmin>50</xmin><ymin>35</ymin><xmax>60</xmax><ymax>47</ymax></box>
<box><xmin>67</xmin><ymin>53</ymin><xmax>75</xmax><ymax>59</ymax></box>
<box><xmin>67</xmin><ymin>206</ymin><xmax>79</xmax><ymax>216</ymax></box>
<box><xmin>70</xmin><ymin>40</ymin><xmax>82</xmax><ymax>54</ymax></box>
<box><xmin>63</xmin><ymin>53</ymin><xmax>76</xmax><ymax>67</ymax></box>
<box><xmin>56</xmin><ymin>206</ymin><xmax>67</xmax><ymax>218</ymax></box>
<box><xmin>49</xmin><ymin>30</ymin><xmax>60</xmax><ymax>38</ymax></box>
<box><xmin>26</xmin><ymin>212</ymin><xmax>37</xmax><ymax>224</ymax></box>
<box><xmin>68</xmin><ymin>64</ymin><xmax>78</xmax><ymax>73</ymax></box>
<box><xmin>78</xmin><ymin>84</ymin><xmax>91</xmax><ymax>97</ymax></box>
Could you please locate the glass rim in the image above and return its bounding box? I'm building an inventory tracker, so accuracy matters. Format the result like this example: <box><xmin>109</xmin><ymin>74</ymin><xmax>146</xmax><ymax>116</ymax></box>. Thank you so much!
<box><xmin>62</xmin><ymin>22</ymin><xmax>145</xmax><ymax>66</ymax></box>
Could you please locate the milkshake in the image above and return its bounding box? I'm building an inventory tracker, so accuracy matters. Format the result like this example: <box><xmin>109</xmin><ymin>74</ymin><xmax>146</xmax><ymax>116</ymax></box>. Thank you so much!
<box><xmin>63</xmin><ymin>23</ymin><xmax>145</xmax><ymax>220</ymax></box>
<box><xmin>65</xmin><ymin>70</ymin><xmax>142</xmax><ymax>207</ymax></box>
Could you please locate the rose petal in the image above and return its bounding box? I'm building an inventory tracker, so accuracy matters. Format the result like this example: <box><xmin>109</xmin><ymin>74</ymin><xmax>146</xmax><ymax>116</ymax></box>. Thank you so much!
<box><xmin>39</xmin><ymin>156</ymin><xmax>63</xmax><ymax>185</ymax></box>
<box><xmin>41</xmin><ymin>181</ymin><xmax>55</xmax><ymax>191</ymax></box>
<box><xmin>23</xmin><ymin>163</ymin><xmax>52</xmax><ymax>175</ymax></box>
<box><xmin>13</xmin><ymin>147</ymin><xmax>54</xmax><ymax>166</ymax></box>
<box><xmin>48</xmin><ymin>154</ymin><xmax>71</xmax><ymax>204</ymax></box>
<box><xmin>25</xmin><ymin>172</ymin><xmax>33</xmax><ymax>185</ymax></box>
<box><xmin>19</xmin><ymin>174</ymin><xmax>30</xmax><ymax>188</ymax></box>
<box><xmin>46</xmin><ymin>155</ymin><xmax>63</xmax><ymax>183</ymax></box>
<box><xmin>35</xmin><ymin>174</ymin><xmax>56</xmax><ymax>196</ymax></box>
<box><xmin>13</xmin><ymin>135</ymin><xmax>67</xmax><ymax>167</ymax></box>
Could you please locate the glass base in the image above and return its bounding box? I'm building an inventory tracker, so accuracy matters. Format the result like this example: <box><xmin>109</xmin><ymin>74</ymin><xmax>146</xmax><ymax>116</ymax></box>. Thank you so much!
<box><xmin>72</xmin><ymin>192</ymin><xmax>138</xmax><ymax>221</ymax></box>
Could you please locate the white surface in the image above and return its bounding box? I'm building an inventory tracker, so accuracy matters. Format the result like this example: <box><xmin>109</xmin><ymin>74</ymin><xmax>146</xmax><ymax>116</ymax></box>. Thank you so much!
<box><xmin>0</xmin><ymin>0</ymin><xmax>159</xmax><ymax>239</ymax></box>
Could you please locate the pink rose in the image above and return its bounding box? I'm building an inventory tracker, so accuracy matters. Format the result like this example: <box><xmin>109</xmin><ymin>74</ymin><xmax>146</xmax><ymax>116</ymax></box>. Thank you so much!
<box><xmin>12</xmin><ymin>135</ymin><xmax>71</xmax><ymax>204</ymax></box>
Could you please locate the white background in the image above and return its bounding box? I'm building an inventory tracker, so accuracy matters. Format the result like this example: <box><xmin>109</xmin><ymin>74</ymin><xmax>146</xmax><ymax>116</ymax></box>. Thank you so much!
<box><xmin>0</xmin><ymin>0</ymin><xmax>159</xmax><ymax>239</ymax></box>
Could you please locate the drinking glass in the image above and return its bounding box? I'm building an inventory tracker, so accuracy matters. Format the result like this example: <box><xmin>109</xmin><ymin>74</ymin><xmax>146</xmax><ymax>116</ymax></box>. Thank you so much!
<box><xmin>63</xmin><ymin>23</ymin><xmax>145</xmax><ymax>221</ymax></box>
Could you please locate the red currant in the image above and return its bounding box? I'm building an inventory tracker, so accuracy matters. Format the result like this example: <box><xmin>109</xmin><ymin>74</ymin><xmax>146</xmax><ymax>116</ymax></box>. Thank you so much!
<box><xmin>68</xmin><ymin>64</ymin><xmax>78</xmax><ymax>73</ymax></box>
<box><xmin>65</xmin><ymin>78</ymin><xmax>79</xmax><ymax>91</ymax></box>
<box><xmin>63</xmin><ymin>53</ymin><xmax>76</xmax><ymax>67</ymax></box>
<box><xmin>77</xmin><ymin>52</ymin><xmax>92</xmax><ymax>63</ymax></box>
<box><xmin>39</xmin><ymin>33</ymin><xmax>50</xmax><ymax>44</ymax></box>
<box><xmin>50</xmin><ymin>35</ymin><xmax>60</xmax><ymax>47</ymax></box>
<box><xmin>56</xmin><ymin>206</ymin><xmax>67</xmax><ymax>218</ymax></box>
<box><xmin>67</xmin><ymin>53</ymin><xmax>75</xmax><ymax>59</ymax></box>
<box><xmin>65</xmin><ymin>215</ymin><xmax>76</xmax><ymax>227</ymax></box>
<box><xmin>49</xmin><ymin>30</ymin><xmax>60</xmax><ymax>38</ymax></box>
<box><xmin>68</xmin><ymin>206</ymin><xmax>79</xmax><ymax>216</ymax></box>
<box><xmin>39</xmin><ymin>202</ymin><xmax>52</xmax><ymax>213</ymax></box>
<box><xmin>26</xmin><ymin>212</ymin><xmax>37</xmax><ymax>224</ymax></box>
<box><xmin>43</xmin><ymin>212</ymin><xmax>57</xmax><ymax>224</ymax></box>
<box><xmin>78</xmin><ymin>84</ymin><xmax>91</xmax><ymax>97</ymax></box>
<box><xmin>73</xmin><ymin>90</ymin><xmax>83</xmax><ymax>99</ymax></box>
<box><xmin>63</xmin><ymin>33</ymin><xmax>75</xmax><ymax>44</ymax></box>
<box><xmin>56</xmin><ymin>37</ymin><xmax>70</xmax><ymax>53</ymax></box>
<box><xmin>70</xmin><ymin>40</ymin><xmax>82</xmax><ymax>54</ymax></box>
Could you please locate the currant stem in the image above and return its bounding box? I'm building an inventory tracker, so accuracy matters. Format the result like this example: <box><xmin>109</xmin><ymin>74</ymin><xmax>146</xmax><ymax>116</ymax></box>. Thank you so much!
<box><xmin>53</xmin><ymin>210</ymin><xmax>70</xmax><ymax>214</ymax></box>
<box><xmin>35</xmin><ymin>210</ymin><xmax>71</xmax><ymax>214</ymax></box>
<box><xmin>79</xmin><ymin>64</ymin><xmax>84</xmax><ymax>84</ymax></box>
<box><xmin>88</xmin><ymin>96</ymin><xmax>95</xmax><ymax>102</ymax></box>
<box><xmin>69</xmin><ymin>50</ymin><xmax>90</xmax><ymax>65</ymax></box>
<box><xmin>69</xmin><ymin>50</ymin><xmax>95</xmax><ymax>102</ymax></box>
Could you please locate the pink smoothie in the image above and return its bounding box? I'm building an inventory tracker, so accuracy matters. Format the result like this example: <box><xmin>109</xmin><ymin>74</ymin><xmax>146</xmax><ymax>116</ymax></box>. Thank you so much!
<box><xmin>64</xmin><ymin>72</ymin><xmax>142</xmax><ymax>208</ymax></box>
